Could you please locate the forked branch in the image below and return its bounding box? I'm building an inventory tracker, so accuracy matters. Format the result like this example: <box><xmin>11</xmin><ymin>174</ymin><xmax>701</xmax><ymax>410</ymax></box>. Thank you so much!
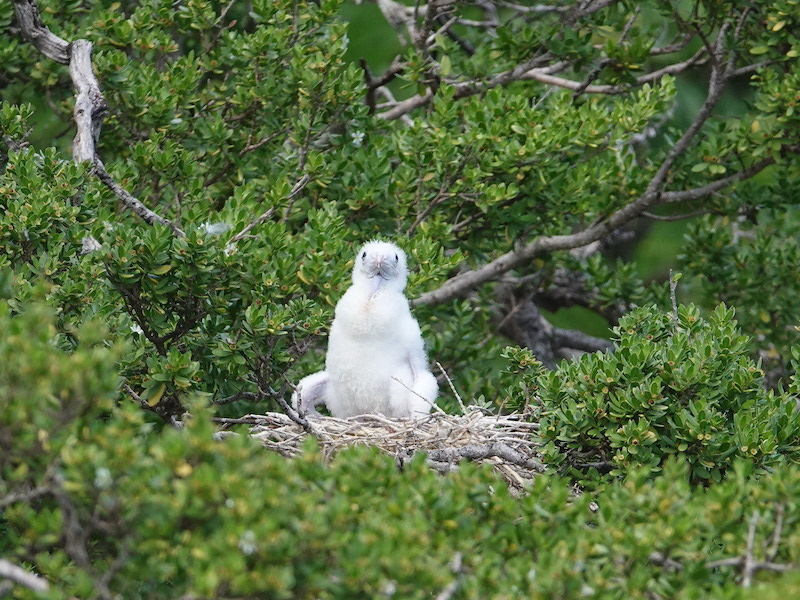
<box><xmin>12</xmin><ymin>0</ymin><xmax>184</xmax><ymax>237</ymax></box>
<box><xmin>412</xmin><ymin>23</ymin><xmax>774</xmax><ymax>307</ymax></box>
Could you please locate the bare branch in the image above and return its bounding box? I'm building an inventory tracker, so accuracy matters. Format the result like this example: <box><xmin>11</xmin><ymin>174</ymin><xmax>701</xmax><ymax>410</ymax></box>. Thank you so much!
<box><xmin>449</xmin><ymin>56</ymin><xmax>566</xmax><ymax>96</ymax></box>
<box><xmin>766</xmin><ymin>503</ymin><xmax>785</xmax><ymax>562</ymax></box>
<box><xmin>426</xmin><ymin>442</ymin><xmax>545</xmax><ymax>472</ymax></box>
<box><xmin>521</xmin><ymin>69</ymin><xmax>617</xmax><ymax>94</ymax></box>
<box><xmin>574</xmin><ymin>0</ymin><xmax>618</xmax><ymax>18</ymax></box>
<box><xmin>123</xmin><ymin>383</ymin><xmax>151</xmax><ymax>410</ymax></box>
<box><xmin>69</xmin><ymin>39</ymin><xmax>108</xmax><ymax>163</ymax></box>
<box><xmin>733</xmin><ymin>60</ymin><xmax>774</xmax><ymax>78</ymax></box>
<box><xmin>641</xmin><ymin>209</ymin><xmax>711</xmax><ymax>221</ymax></box>
<box><xmin>360</xmin><ymin>57</ymin><xmax>405</xmax><ymax>114</ymax></box>
<box><xmin>11</xmin><ymin>0</ymin><xmax>69</xmax><ymax>63</ymax></box>
<box><xmin>742</xmin><ymin>511</ymin><xmax>759</xmax><ymax>588</ymax></box>
<box><xmin>495</xmin><ymin>2</ymin><xmax>569</xmax><ymax>14</ymax></box>
<box><xmin>377</xmin><ymin>89</ymin><xmax>434</xmax><ymax>121</ymax></box>
<box><xmin>14</xmin><ymin>0</ymin><xmax>186</xmax><ymax>238</ymax></box>
<box><xmin>211</xmin><ymin>390</ymin><xmax>261</xmax><ymax>405</ymax></box>
<box><xmin>661</xmin><ymin>157</ymin><xmax>775</xmax><ymax>204</ymax></box>
<box><xmin>648</xmin><ymin>551</ymin><xmax>683</xmax><ymax>572</ymax></box>
<box><xmin>437</xmin><ymin>361</ymin><xmax>466</xmax><ymax>414</ymax></box>
<box><xmin>272</xmin><ymin>391</ymin><xmax>315</xmax><ymax>435</ymax></box>
<box><xmin>413</xmin><ymin>24</ymin><xmax>751</xmax><ymax>307</ymax></box>
<box><xmin>637</xmin><ymin>47</ymin><xmax>709</xmax><ymax>86</ymax></box>
<box><xmin>651</xmin><ymin>33</ymin><xmax>696</xmax><ymax>55</ymax></box>
<box><xmin>0</xmin><ymin>559</ymin><xmax>49</xmax><ymax>593</ymax></box>
<box><xmin>551</xmin><ymin>327</ymin><xmax>613</xmax><ymax>353</ymax></box>
<box><xmin>93</xmin><ymin>159</ymin><xmax>186</xmax><ymax>237</ymax></box>
<box><xmin>0</xmin><ymin>481</ymin><xmax>53</xmax><ymax>510</ymax></box>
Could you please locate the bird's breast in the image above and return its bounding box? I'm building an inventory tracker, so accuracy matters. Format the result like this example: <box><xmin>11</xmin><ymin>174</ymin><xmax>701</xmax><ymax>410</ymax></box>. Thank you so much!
<box><xmin>334</xmin><ymin>290</ymin><xmax>411</xmax><ymax>338</ymax></box>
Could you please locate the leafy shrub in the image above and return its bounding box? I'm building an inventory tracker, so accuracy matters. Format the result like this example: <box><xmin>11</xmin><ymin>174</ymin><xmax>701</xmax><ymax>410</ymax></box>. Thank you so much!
<box><xmin>525</xmin><ymin>304</ymin><xmax>800</xmax><ymax>482</ymax></box>
<box><xmin>2</xmin><ymin>290</ymin><xmax>800</xmax><ymax>599</ymax></box>
<box><xmin>3</xmin><ymin>0</ymin><xmax>800</xmax><ymax>594</ymax></box>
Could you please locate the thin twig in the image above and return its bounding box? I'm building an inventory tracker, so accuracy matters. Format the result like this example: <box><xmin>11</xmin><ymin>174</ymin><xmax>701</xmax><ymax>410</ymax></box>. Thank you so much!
<box><xmin>228</xmin><ymin>174</ymin><xmax>310</xmax><ymax>243</ymax></box>
<box><xmin>742</xmin><ymin>511</ymin><xmax>759</xmax><ymax>588</ymax></box>
<box><xmin>766</xmin><ymin>503</ymin><xmax>785</xmax><ymax>562</ymax></box>
<box><xmin>437</xmin><ymin>361</ymin><xmax>466</xmax><ymax>413</ymax></box>
<box><xmin>0</xmin><ymin>481</ymin><xmax>53</xmax><ymax>510</ymax></box>
<box><xmin>391</xmin><ymin>375</ymin><xmax>445</xmax><ymax>415</ymax></box>
<box><xmin>641</xmin><ymin>209</ymin><xmax>711</xmax><ymax>221</ymax></box>
<box><xmin>123</xmin><ymin>383</ymin><xmax>149</xmax><ymax>409</ymax></box>
<box><xmin>669</xmin><ymin>270</ymin><xmax>679</xmax><ymax>325</ymax></box>
<box><xmin>211</xmin><ymin>390</ymin><xmax>261</xmax><ymax>405</ymax></box>
<box><xmin>272</xmin><ymin>391</ymin><xmax>314</xmax><ymax>434</ymax></box>
<box><xmin>94</xmin><ymin>159</ymin><xmax>186</xmax><ymax>237</ymax></box>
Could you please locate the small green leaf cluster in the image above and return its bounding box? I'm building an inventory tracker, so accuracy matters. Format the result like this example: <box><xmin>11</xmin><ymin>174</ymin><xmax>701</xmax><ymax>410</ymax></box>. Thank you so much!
<box><xmin>531</xmin><ymin>303</ymin><xmax>800</xmax><ymax>482</ymax></box>
<box><xmin>682</xmin><ymin>212</ymin><xmax>800</xmax><ymax>382</ymax></box>
<box><xmin>0</xmin><ymin>297</ymin><xmax>124</xmax><ymax>478</ymax></box>
<box><xmin>0</xmin><ymin>148</ymin><xmax>89</xmax><ymax>266</ymax></box>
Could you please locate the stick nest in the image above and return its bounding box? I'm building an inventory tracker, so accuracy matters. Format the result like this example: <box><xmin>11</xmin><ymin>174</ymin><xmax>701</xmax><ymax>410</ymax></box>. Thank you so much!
<box><xmin>235</xmin><ymin>409</ymin><xmax>544</xmax><ymax>493</ymax></box>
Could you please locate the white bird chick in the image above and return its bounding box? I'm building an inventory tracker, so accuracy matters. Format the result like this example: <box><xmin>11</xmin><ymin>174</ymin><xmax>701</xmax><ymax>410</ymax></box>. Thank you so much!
<box><xmin>292</xmin><ymin>241</ymin><xmax>438</xmax><ymax>418</ymax></box>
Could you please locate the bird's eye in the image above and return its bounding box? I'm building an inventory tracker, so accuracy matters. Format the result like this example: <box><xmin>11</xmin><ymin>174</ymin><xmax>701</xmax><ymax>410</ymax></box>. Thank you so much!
<box><xmin>361</xmin><ymin>251</ymin><xmax>367</xmax><ymax>260</ymax></box>
<box><xmin>394</xmin><ymin>254</ymin><xmax>399</xmax><ymax>261</ymax></box>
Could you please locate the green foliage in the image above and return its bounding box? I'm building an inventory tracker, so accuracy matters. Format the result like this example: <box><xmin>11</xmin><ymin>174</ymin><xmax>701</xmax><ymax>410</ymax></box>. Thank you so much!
<box><xmin>2</xmin><ymin>0</ymin><xmax>800</xmax><ymax>409</ymax></box>
<box><xmin>0</xmin><ymin>295</ymin><xmax>124</xmax><ymax>486</ymax></box>
<box><xmin>3</xmin><ymin>0</ymin><xmax>800</xmax><ymax>595</ymax></box>
<box><xmin>529</xmin><ymin>304</ymin><xmax>800</xmax><ymax>482</ymax></box>
<box><xmin>682</xmin><ymin>212</ymin><xmax>800</xmax><ymax>382</ymax></box>
<box><xmin>2</xmin><ymin>309</ymin><xmax>800</xmax><ymax>598</ymax></box>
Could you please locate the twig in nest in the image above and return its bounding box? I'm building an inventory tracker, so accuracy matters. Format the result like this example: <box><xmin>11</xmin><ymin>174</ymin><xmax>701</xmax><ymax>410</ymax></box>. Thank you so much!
<box><xmin>437</xmin><ymin>361</ymin><xmax>466</xmax><ymax>413</ymax></box>
<box><xmin>271</xmin><ymin>391</ymin><xmax>314</xmax><ymax>434</ymax></box>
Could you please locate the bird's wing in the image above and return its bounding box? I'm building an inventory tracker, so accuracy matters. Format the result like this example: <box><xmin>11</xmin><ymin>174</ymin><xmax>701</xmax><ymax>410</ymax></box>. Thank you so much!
<box><xmin>403</xmin><ymin>354</ymin><xmax>438</xmax><ymax>416</ymax></box>
<box><xmin>291</xmin><ymin>370</ymin><xmax>329</xmax><ymax>417</ymax></box>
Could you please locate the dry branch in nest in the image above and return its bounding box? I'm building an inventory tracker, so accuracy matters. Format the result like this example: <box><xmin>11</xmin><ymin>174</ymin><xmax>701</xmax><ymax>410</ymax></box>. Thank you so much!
<box><xmin>223</xmin><ymin>409</ymin><xmax>545</xmax><ymax>494</ymax></box>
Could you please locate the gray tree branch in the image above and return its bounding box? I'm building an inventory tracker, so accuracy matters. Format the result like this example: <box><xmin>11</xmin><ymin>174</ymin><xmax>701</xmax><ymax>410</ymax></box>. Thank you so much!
<box><xmin>0</xmin><ymin>480</ymin><xmax>53</xmax><ymax>510</ymax></box>
<box><xmin>12</xmin><ymin>0</ymin><xmax>185</xmax><ymax>238</ymax></box>
<box><xmin>371</xmin><ymin>2</ymin><xmax>717</xmax><ymax>121</ymax></box>
<box><xmin>412</xmin><ymin>22</ymin><xmax>772</xmax><ymax>307</ymax></box>
<box><xmin>69</xmin><ymin>39</ymin><xmax>107</xmax><ymax>163</ymax></box>
<box><xmin>0</xmin><ymin>559</ymin><xmax>50</xmax><ymax>593</ymax></box>
<box><xmin>11</xmin><ymin>0</ymin><xmax>69</xmax><ymax>63</ymax></box>
<box><xmin>93</xmin><ymin>158</ymin><xmax>186</xmax><ymax>237</ymax></box>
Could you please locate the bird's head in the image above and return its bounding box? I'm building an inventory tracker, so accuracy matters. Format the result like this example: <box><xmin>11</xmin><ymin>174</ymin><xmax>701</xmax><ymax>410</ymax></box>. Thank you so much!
<box><xmin>352</xmin><ymin>241</ymin><xmax>408</xmax><ymax>294</ymax></box>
